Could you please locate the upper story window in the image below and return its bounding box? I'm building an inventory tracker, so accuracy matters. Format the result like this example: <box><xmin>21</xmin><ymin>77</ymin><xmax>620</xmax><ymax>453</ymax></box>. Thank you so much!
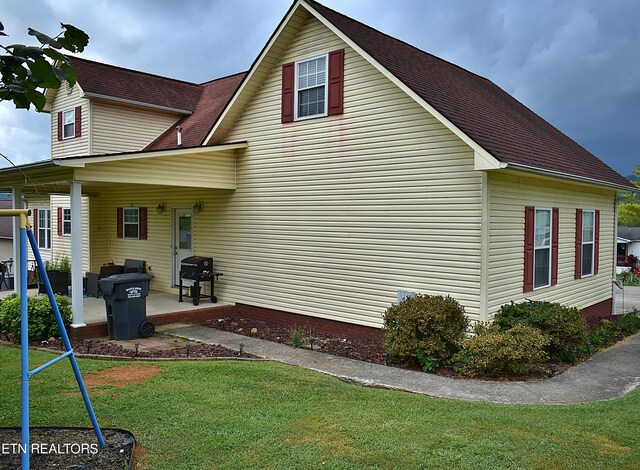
<box><xmin>63</xmin><ymin>109</ymin><xmax>75</xmax><ymax>139</ymax></box>
<box><xmin>295</xmin><ymin>55</ymin><xmax>327</xmax><ymax>120</ymax></box>
<box><xmin>62</xmin><ymin>208</ymin><xmax>72</xmax><ymax>236</ymax></box>
<box><xmin>57</xmin><ymin>106</ymin><xmax>81</xmax><ymax>141</ymax></box>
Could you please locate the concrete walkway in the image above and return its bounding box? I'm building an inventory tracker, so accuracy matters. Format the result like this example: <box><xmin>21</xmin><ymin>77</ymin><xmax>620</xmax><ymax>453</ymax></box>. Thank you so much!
<box><xmin>161</xmin><ymin>323</ymin><xmax>640</xmax><ymax>405</ymax></box>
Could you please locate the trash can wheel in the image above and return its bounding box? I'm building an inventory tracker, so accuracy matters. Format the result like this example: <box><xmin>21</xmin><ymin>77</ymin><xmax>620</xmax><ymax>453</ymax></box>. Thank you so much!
<box><xmin>139</xmin><ymin>320</ymin><xmax>155</xmax><ymax>338</ymax></box>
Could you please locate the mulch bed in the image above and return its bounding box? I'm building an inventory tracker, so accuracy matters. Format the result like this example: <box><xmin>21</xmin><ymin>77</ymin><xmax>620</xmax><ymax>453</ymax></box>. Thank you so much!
<box><xmin>25</xmin><ymin>337</ymin><xmax>257</xmax><ymax>359</ymax></box>
<box><xmin>0</xmin><ymin>427</ymin><xmax>134</xmax><ymax>469</ymax></box>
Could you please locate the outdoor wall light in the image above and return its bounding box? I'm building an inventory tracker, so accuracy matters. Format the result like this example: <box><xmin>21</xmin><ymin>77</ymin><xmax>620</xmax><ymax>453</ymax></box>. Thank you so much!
<box><xmin>193</xmin><ymin>201</ymin><xmax>203</xmax><ymax>214</ymax></box>
<box><xmin>156</xmin><ymin>202</ymin><xmax>166</xmax><ymax>215</ymax></box>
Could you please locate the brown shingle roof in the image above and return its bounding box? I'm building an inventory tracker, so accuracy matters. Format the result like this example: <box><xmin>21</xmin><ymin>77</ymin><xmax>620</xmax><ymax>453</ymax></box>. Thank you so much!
<box><xmin>145</xmin><ymin>72</ymin><xmax>246</xmax><ymax>150</ymax></box>
<box><xmin>306</xmin><ymin>0</ymin><xmax>633</xmax><ymax>190</ymax></box>
<box><xmin>69</xmin><ymin>56</ymin><xmax>202</xmax><ymax>112</ymax></box>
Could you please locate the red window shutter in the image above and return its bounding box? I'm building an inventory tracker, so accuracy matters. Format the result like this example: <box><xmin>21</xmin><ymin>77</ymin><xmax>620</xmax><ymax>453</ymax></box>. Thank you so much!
<box><xmin>523</xmin><ymin>206</ymin><xmax>535</xmax><ymax>292</ymax></box>
<box><xmin>117</xmin><ymin>207</ymin><xmax>123</xmax><ymax>238</ymax></box>
<box><xmin>551</xmin><ymin>207</ymin><xmax>559</xmax><ymax>286</ymax></box>
<box><xmin>575</xmin><ymin>209</ymin><xmax>583</xmax><ymax>279</ymax></box>
<box><xmin>75</xmin><ymin>106</ymin><xmax>82</xmax><ymax>137</ymax></box>
<box><xmin>57</xmin><ymin>207</ymin><xmax>63</xmax><ymax>236</ymax></box>
<box><xmin>594</xmin><ymin>209</ymin><xmax>600</xmax><ymax>275</ymax></box>
<box><xmin>57</xmin><ymin>112</ymin><xmax>62</xmax><ymax>141</ymax></box>
<box><xmin>281</xmin><ymin>63</ymin><xmax>295</xmax><ymax>123</ymax></box>
<box><xmin>139</xmin><ymin>207</ymin><xmax>148</xmax><ymax>240</ymax></box>
<box><xmin>328</xmin><ymin>49</ymin><xmax>344</xmax><ymax>116</ymax></box>
<box><xmin>32</xmin><ymin>208</ymin><xmax>39</xmax><ymax>243</ymax></box>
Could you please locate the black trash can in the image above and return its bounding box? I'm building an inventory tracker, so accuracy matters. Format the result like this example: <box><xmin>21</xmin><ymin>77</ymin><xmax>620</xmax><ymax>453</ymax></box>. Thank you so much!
<box><xmin>99</xmin><ymin>273</ymin><xmax>154</xmax><ymax>340</ymax></box>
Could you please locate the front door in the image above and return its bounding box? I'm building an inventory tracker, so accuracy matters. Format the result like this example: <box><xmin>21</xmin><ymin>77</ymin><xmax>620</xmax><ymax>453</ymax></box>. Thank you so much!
<box><xmin>173</xmin><ymin>208</ymin><xmax>194</xmax><ymax>286</ymax></box>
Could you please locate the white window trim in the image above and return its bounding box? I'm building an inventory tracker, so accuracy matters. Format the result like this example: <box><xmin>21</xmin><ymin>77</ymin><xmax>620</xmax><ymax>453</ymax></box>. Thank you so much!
<box><xmin>123</xmin><ymin>207</ymin><xmax>140</xmax><ymax>240</ymax></box>
<box><xmin>581</xmin><ymin>209</ymin><xmax>595</xmax><ymax>278</ymax></box>
<box><xmin>294</xmin><ymin>53</ymin><xmax>329</xmax><ymax>121</ymax></box>
<box><xmin>62</xmin><ymin>208</ymin><xmax>72</xmax><ymax>236</ymax></box>
<box><xmin>38</xmin><ymin>208</ymin><xmax>52</xmax><ymax>250</ymax></box>
<box><xmin>62</xmin><ymin>109</ymin><xmax>75</xmax><ymax>140</ymax></box>
<box><xmin>533</xmin><ymin>207</ymin><xmax>552</xmax><ymax>290</ymax></box>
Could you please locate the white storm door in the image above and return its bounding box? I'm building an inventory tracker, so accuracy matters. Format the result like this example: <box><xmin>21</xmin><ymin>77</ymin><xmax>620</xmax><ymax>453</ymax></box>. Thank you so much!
<box><xmin>173</xmin><ymin>208</ymin><xmax>194</xmax><ymax>285</ymax></box>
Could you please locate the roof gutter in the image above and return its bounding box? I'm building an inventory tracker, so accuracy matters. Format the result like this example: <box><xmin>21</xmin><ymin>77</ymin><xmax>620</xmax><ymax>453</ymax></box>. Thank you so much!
<box><xmin>83</xmin><ymin>92</ymin><xmax>193</xmax><ymax>115</ymax></box>
<box><xmin>498</xmin><ymin>162</ymin><xmax>636</xmax><ymax>192</ymax></box>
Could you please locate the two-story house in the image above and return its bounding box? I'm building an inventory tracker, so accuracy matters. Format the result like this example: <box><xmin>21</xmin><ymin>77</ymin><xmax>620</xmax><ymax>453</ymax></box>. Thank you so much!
<box><xmin>0</xmin><ymin>0</ymin><xmax>634</xmax><ymax>334</ymax></box>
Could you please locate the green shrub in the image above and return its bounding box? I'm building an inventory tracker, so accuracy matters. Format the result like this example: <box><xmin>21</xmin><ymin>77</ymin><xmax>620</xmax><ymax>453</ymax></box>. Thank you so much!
<box><xmin>494</xmin><ymin>301</ymin><xmax>587</xmax><ymax>360</ymax></box>
<box><xmin>615</xmin><ymin>312</ymin><xmax>640</xmax><ymax>334</ymax></box>
<box><xmin>287</xmin><ymin>328</ymin><xmax>307</xmax><ymax>348</ymax></box>
<box><xmin>454</xmin><ymin>323</ymin><xmax>549</xmax><ymax>377</ymax></box>
<box><xmin>383</xmin><ymin>294</ymin><xmax>468</xmax><ymax>366</ymax></box>
<box><xmin>0</xmin><ymin>294</ymin><xmax>71</xmax><ymax>343</ymax></box>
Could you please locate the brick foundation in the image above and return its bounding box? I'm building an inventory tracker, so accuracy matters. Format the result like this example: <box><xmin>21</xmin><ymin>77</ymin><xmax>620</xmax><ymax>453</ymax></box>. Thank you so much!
<box><xmin>581</xmin><ymin>298</ymin><xmax>613</xmax><ymax>320</ymax></box>
<box><xmin>235</xmin><ymin>303</ymin><xmax>383</xmax><ymax>341</ymax></box>
<box><xmin>69</xmin><ymin>304</ymin><xmax>236</xmax><ymax>339</ymax></box>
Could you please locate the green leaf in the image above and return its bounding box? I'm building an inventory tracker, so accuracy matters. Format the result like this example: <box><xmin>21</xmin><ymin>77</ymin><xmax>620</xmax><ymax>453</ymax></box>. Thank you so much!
<box><xmin>7</xmin><ymin>44</ymin><xmax>30</xmax><ymax>59</ymax></box>
<box><xmin>24</xmin><ymin>88</ymin><xmax>46</xmax><ymax>111</ymax></box>
<box><xmin>58</xmin><ymin>23</ymin><xmax>89</xmax><ymax>53</ymax></box>
<box><xmin>27</xmin><ymin>28</ymin><xmax>62</xmax><ymax>49</ymax></box>
<box><xmin>43</xmin><ymin>48</ymin><xmax>68</xmax><ymax>64</ymax></box>
<box><xmin>27</xmin><ymin>57</ymin><xmax>60</xmax><ymax>88</ymax></box>
<box><xmin>59</xmin><ymin>62</ymin><xmax>76</xmax><ymax>86</ymax></box>
<box><xmin>12</xmin><ymin>92</ymin><xmax>31</xmax><ymax>110</ymax></box>
<box><xmin>51</xmin><ymin>65</ymin><xmax>69</xmax><ymax>83</ymax></box>
<box><xmin>5</xmin><ymin>84</ymin><xmax>25</xmax><ymax>93</ymax></box>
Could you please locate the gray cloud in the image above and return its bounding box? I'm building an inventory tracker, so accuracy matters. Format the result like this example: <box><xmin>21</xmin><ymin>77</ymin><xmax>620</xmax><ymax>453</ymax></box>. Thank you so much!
<box><xmin>1</xmin><ymin>0</ymin><xmax>638</xmax><ymax>176</ymax></box>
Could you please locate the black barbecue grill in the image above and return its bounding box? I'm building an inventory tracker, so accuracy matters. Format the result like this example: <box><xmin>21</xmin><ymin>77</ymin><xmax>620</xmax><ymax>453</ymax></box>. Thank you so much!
<box><xmin>178</xmin><ymin>256</ymin><xmax>222</xmax><ymax>305</ymax></box>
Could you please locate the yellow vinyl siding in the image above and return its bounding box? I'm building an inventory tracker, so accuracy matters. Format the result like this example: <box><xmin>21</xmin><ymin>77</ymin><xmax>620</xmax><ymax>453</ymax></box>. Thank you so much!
<box><xmin>50</xmin><ymin>194</ymin><xmax>90</xmax><ymax>274</ymax></box>
<box><xmin>486</xmin><ymin>171</ymin><xmax>615</xmax><ymax>317</ymax></box>
<box><xmin>51</xmin><ymin>82</ymin><xmax>90</xmax><ymax>158</ymax></box>
<box><xmin>217</xmin><ymin>16</ymin><xmax>482</xmax><ymax>327</ymax></box>
<box><xmin>91</xmin><ymin>101</ymin><xmax>180</xmax><ymax>154</ymax></box>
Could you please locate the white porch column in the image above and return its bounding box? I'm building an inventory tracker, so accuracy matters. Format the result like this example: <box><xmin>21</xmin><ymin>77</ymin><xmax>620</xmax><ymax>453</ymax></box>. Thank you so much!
<box><xmin>70</xmin><ymin>181</ymin><xmax>85</xmax><ymax>327</ymax></box>
<box><xmin>11</xmin><ymin>187</ymin><xmax>23</xmax><ymax>293</ymax></box>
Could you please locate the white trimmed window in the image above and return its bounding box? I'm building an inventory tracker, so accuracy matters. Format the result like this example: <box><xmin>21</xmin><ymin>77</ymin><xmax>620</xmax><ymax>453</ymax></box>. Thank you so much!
<box><xmin>63</xmin><ymin>109</ymin><xmax>75</xmax><ymax>139</ymax></box>
<box><xmin>295</xmin><ymin>55</ymin><xmax>327</xmax><ymax>120</ymax></box>
<box><xmin>534</xmin><ymin>208</ymin><xmax>552</xmax><ymax>289</ymax></box>
<box><xmin>38</xmin><ymin>209</ymin><xmax>51</xmax><ymax>249</ymax></box>
<box><xmin>62</xmin><ymin>208</ymin><xmax>72</xmax><ymax>236</ymax></box>
<box><xmin>582</xmin><ymin>210</ymin><xmax>595</xmax><ymax>277</ymax></box>
<box><xmin>124</xmin><ymin>208</ymin><xmax>139</xmax><ymax>239</ymax></box>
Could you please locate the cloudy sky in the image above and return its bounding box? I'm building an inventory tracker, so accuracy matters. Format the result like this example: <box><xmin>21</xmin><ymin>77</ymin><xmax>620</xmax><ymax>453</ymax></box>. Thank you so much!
<box><xmin>1</xmin><ymin>0</ymin><xmax>638</xmax><ymax>177</ymax></box>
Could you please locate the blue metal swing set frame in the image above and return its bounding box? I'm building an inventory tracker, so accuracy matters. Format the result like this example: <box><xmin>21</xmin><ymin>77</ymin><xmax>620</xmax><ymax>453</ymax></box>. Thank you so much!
<box><xmin>2</xmin><ymin>209</ymin><xmax>104</xmax><ymax>469</ymax></box>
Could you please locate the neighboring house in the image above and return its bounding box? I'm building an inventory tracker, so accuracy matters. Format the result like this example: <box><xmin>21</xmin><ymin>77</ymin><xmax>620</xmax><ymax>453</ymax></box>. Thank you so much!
<box><xmin>0</xmin><ymin>0</ymin><xmax>634</xmax><ymax>330</ymax></box>
<box><xmin>0</xmin><ymin>199</ymin><xmax>13</xmax><ymax>263</ymax></box>
<box><xmin>617</xmin><ymin>227</ymin><xmax>640</xmax><ymax>274</ymax></box>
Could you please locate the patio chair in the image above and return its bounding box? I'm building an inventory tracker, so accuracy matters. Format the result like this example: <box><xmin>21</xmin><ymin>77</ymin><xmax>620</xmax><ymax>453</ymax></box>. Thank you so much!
<box><xmin>123</xmin><ymin>259</ymin><xmax>145</xmax><ymax>273</ymax></box>
<box><xmin>0</xmin><ymin>262</ymin><xmax>8</xmax><ymax>290</ymax></box>
<box><xmin>85</xmin><ymin>264</ymin><xmax>125</xmax><ymax>298</ymax></box>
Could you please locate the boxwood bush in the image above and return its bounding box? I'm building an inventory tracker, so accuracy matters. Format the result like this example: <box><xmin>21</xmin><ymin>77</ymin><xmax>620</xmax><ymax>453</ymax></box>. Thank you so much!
<box><xmin>383</xmin><ymin>294</ymin><xmax>468</xmax><ymax>367</ymax></box>
<box><xmin>494</xmin><ymin>300</ymin><xmax>587</xmax><ymax>360</ymax></box>
<box><xmin>454</xmin><ymin>323</ymin><xmax>549</xmax><ymax>377</ymax></box>
<box><xmin>0</xmin><ymin>294</ymin><xmax>71</xmax><ymax>343</ymax></box>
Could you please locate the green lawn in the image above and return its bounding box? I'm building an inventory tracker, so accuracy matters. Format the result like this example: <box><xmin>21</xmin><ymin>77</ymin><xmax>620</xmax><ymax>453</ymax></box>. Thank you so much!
<box><xmin>1</xmin><ymin>346</ymin><xmax>639</xmax><ymax>469</ymax></box>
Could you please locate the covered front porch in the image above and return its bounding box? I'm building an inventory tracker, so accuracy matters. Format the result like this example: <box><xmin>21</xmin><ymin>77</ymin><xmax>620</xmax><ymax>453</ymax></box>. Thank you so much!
<box><xmin>0</xmin><ymin>142</ymin><xmax>246</xmax><ymax>328</ymax></box>
<box><xmin>0</xmin><ymin>287</ymin><xmax>234</xmax><ymax>337</ymax></box>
